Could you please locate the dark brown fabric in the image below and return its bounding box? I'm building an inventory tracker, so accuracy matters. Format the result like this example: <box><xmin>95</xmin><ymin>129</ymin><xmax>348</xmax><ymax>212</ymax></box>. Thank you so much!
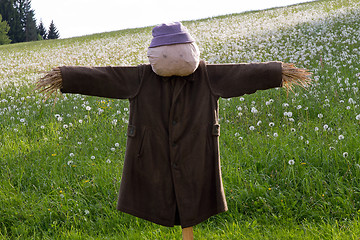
<box><xmin>60</xmin><ymin>61</ymin><xmax>282</xmax><ymax>227</ymax></box>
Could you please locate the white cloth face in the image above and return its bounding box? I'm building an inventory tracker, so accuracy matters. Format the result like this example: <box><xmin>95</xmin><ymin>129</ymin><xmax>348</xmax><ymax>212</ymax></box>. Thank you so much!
<box><xmin>147</xmin><ymin>42</ymin><xmax>200</xmax><ymax>77</ymax></box>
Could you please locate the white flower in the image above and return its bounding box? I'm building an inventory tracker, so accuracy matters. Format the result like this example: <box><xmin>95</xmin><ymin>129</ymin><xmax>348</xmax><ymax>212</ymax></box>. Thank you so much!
<box><xmin>237</xmin><ymin>106</ymin><xmax>242</xmax><ymax>111</ymax></box>
<box><xmin>356</xmin><ymin>114</ymin><xmax>360</xmax><ymax>120</ymax></box>
<box><xmin>315</xmin><ymin>127</ymin><xmax>319</xmax><ymax>131</ymax></box>
<box><xmin>251</xmin><ymin>107</ymin><xmax>258</xmax><ymax>114</ymax></box>
<box><xmin>249</xmin><ymin>126</ymin><xmax>255</xmax><ymax>131</ymax></box>
<box><xmin>273</xmin><ymin>133</ymin><xmax>278</xmax><ymax>137</ymax></box>
<box><xmin>284</xmin><ymin>112</ymin><xmax>293</xmax><ymax>117</ymax></box>
<box><xmin>291</xmin><ymin>128</ymin><xmax>296</xmax><ymax>132</ymax></box>
<box><xmin>63</xmin><ymin>124</ymin><xmax>68</xmax><ymax>129</ymax></box>
<box><xmin>86</xmin><ymin>106</ymin><xmax>91</xmax><ymax>111</ymax></box>
<box><xmin>343</xmin><ymin>152</ymin><xmax>348</xmax><ymax>158</ymax></box>
<box><xmin>77</xmin><ymin>142</ymin><xmax>82</xmax><ymax>145</ymax></box>
<box><xmin>297</xmin><ymin>105</ymin><xmax>302</xmax><ymax>109</ymax></box>
<box><xmin>323</xmin><ymin>124</ymin><xmax>329</xmax><ymax>130</ymax></box>
<box><xmin>346</xmin><ymin>106</ymin><xmax>351</xmax><ymax>110</ymax></box>
<box><xmin>115</xmin><ymin>143</ymin><xmax>120</xmax><ymax>147</ymax></box>
<box><xmin>111</xmin><ymin>148</ymin><xmax>116</xmax><ymax>151</ymax></box>
<box><xmin>106</xmin><ymin>159</ymin><xmax>111</xmax><ymax>164</ymax></box>
<box><xmin>282</xmin><ymin>103</ymin><xmax>289</xmax><ymax>107</ymax></box>
<box><xmin>257</xmin><ymin>121</ymin><xmax>262</xmax><ymax>126</ymax></box>
<box><xmin>78</xmin><ymin>119</ymin><xmax>83</xmax><ymax>124</ymax></box>
<box><xmin>20</xmin><ymin>118</ymin><xmax>25</xmax><ymax>123</ymax></box>
<box><xmin>84</xmin><ymin>210</ymin><xmax>90</xmax><ymax>215</ymax></box>
<box><xmin>269</xmin><ymin>122</ymin><xmax>275</xmax><ymax>127</ymax></box>
<box><xmin>40</xmin><ymin>125</ymin><xmax>45</xmax><ymax>129</ymax></box>
<box><xmin>338</xmin><ymin>135</ymin><xmax>345</xmax><ymax>140</ymax></box>
<box><xmin>288</xmin><ymin>159</ymin><xmax>295</xmax><ymax>165</ymax></box>
<box><xmin>91</xmin><ymin>156</ymin><xmax>95</xmax><ymax>160</ymax></box>
<box><xmin>318</xmin><ymin>113</ymin><xmax>323</xmax><ymax>118</ymax></box>
<box><xmin>67</xmin><ymin>160</ymin><xmax>74</xmax><ymax>166</ymax></box>
<box><xmin>239</xmin><ymin>97</ymin><xmax>245</xmax><ymax>101</ymax></box>
<box><xmin>69</xmin><ymin>153</ymin><xmax>74</xmax><ymax>157</ymax></box>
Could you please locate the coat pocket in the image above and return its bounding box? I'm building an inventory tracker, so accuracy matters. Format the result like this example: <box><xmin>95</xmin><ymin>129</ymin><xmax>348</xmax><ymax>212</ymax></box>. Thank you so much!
<box><xmin>212</xmin><ymin>124</ymin><xmax>220</xmax><ymax>136</ymax></box>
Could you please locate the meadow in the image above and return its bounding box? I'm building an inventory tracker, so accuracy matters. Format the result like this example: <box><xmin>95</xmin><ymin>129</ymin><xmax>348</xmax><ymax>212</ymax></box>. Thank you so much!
<box><xmin>1</xmin><ymin>0</ymin><xmax>360</xmax><ymax>238</ymax></box>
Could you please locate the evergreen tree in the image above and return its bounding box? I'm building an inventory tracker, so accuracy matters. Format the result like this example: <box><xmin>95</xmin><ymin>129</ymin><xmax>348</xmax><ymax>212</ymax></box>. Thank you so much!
<box><xmin>0</xmin><ymin>0</ymin><xmax>24</xmax><ymax>43</ymax></box>
<box><xmin>47</xmin><ymin>20</ymin><xmax>59</xmax><ymax>39</ymax></box>
<box><xmin>0</xmin><ymin>14</ymin><xmax>11</xmax><ymax>45</ymax></box>
<box><xmin>23</xmin><ymin>0</ymin><xmax>37</xmax><ymax>41</ymax></box>
<box><xmin>37</xmin><ymin>19</ymin><xmax>46</xmax><ymax>39</ymax></box>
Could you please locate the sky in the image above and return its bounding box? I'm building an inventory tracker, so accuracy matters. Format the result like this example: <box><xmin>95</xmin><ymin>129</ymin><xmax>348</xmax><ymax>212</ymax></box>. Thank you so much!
<box><xmin>32</xmin><ymin>0</ymin><xmax>315</xmax><ymax>39</ymax></box>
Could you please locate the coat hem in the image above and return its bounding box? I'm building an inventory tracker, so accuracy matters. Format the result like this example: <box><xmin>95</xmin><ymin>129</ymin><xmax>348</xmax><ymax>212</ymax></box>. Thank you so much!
<box><xmin>117</xmin><ymin>205</ymin><xmax>176</xmax><ymax>227</ymax></box>
<box><xmin>117</xmin><ymin>205</ymin><xmax>228</xmax><ymax>228</ymax></box>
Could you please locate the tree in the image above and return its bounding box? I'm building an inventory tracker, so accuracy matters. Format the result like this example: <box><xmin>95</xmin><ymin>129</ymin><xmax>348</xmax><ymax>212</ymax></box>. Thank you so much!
<box><xmin>47</xmin><ymin>20</ymin><xmax>59</xmax><ymax>39</ymax></box>
<box><xmin>37</xmin><ymin>19</ymin><xmax>46</xmax><ymax>39</ymax></box>
<box><xmin>0</xmin><ymin>14</ymin><xmax>11</xmax><ymax>45</ymax></box>
<box><xmin>0</xmin><ymin>0</ymin><xmax>24</xmax><ymax>43</ymax></box>
<box><xmin>23</xmin><ymin>0</ymin><xmax>37</xmax><ymax>41</ymax></box>
<box><xmin>0</xmin><ymin>0</ymin><xmax>38</xmax><ymax>43</ymax></box>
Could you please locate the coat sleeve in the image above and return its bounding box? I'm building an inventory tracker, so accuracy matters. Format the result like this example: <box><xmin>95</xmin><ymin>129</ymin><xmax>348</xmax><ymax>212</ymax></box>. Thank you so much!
<box><xmin>206</xmin><ymin>62</ymin><xmax>283</xmax><ymax>98</ymax></box>
<box><xmin>59</xmin><ymin>66</ymin><xmax>141</xmax><ymax>99</ymax></box>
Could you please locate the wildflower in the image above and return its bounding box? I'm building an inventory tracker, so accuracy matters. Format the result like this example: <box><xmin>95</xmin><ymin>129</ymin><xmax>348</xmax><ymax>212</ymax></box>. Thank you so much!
<box><xmin>273</xmin><ymin>133</ymin><xmax>278</xmax><ymax>137</ymax></box>
<box><xmin>78</xmin><ymin>142</ymin><xmax>82</xmax><ymax>145</ymax></box>
<box><xmin>52</xmin><ymin>153</ymin><xmax>56</xmax><ymax>156</ymax></box>
<box><xmin>323</xmin><ymin>124</ymin><xmax>329</xmax><ymax>130</ymax></box>
<box><xmin>237</xmin><ymin>106</ymin><xmax>242</xmax><ymax>111</ymax></box>
<box><xmin>40</xmin><ymin>125</ymin><xmax>45</xmax><ymax>129</ymax></box>
<box><xmin>115</xmin><ymin>143</ymin><xmax>120</xmax><ymax>147</ymax></box>
<box><xmin>318</xmin><ymin>113</ymin><xmax>323</xmax><ymax>118</ymax></box>
<box><xmin>79</xmin><ymin>119</ymin><xmax>83</xmax><ymax>124</ymax></box>
<box><xmin>297</xmin><ymin>105</ymin><xmax>302</xmax><ymax>109</ymax></box>
<box><xmin>356</xmin><ymin>114</ymin><xmax>360</xmax><ymax>120</ymax></box>
<box><xmin>69</xmin><ymin>153</ymin><xmax>74</xmax><ymax>157</ymax></box>
<box><xmin>329</xmin><ymin>146</ymin><xmax>335</xmax><ymax>150</ymax></box>
<box><xmin>20</xmin><ymin>118</ymin><xmax>25</xmax><ymax>123</ymax></box>
<box><xmin>268</xmin><ymin>188</ymin><xmax>272</xmax><ymax>191</ymax></box>
<box><xmin>239</xmin><ymin>97</ymin><xmax>245</xmax><ymax>101</ymax></box>
<box><xmin>91</xmin><ymin>156</ymin><xmax>95</xmax><ymax>160</ymax></box>
<box><xmin>84</xmin><ymin>210</ymin><xmax>90</xmax><ymax>215</ymax></box>
<box><xmin>57</xmin><ymin>116</ymin><xmax>63</xmax><ymax>121</ymax></box>
<box><xmin>67</xmin><ymin>160</ymin><xmax>73</xmax><ymax>165</ymax></box>
<box><xmin>63</xmin><ymin>124</ymin><xmax>68</xmax><ymax>129</ymax></box>
<box><xmin>288</xmin><ymin>159</ymin><xmax>295</xmax><ymax>165</ymax></box>
<box><xmin>86</xmin><ymin>106</ymin><xmax>91</xmax><ymax>111</ymax></box>
<box><xmin>315</xmin><ymin>127</ymin><xmax>319</xmax><ymax>131</ymax></box>
<box><xmin>111</xmin><ymin>147</ymin><xmax>116</xmax><ymax>151</ymax></box>
<box><xmin>291</xmin><ymin>128</ymin><xmax>296</xmax><ymax>132</ymax></box>
<box><xmin>251</xmin><ymin>107</ymin><xmax>258</xmax><ymax>114</ymax></box>
<box><xmin>269</xmin><ymin>122</ymin><xmax>275</xmax><ymax>127</ymax></box>
<box><xmin>282</xmin><ymin>103</ymin><xmax>289</xmax><ymax>107</ymax></box>
<box><xmin>249</xmin><ymin>126</ymin><xmax>255</xmax><ymax>131</ymax></box>
<box><xmin>343</xmin><ymin>152</ymin><xmax>348</xmax><ymax>158</ymax></box>
<box><xmin>257</xmin><ymin>121</ymin><xmax>262</xmax><ymax>126</ymax></box>
<box><xmin>106</xmin><ymin>159</ymin><xmax>111</xmax><ymax>163</ymax></box>
<box><xmin>338</xmin><ymin>135</ymin><xmax>345</xmax><ymax>140</ymax></box>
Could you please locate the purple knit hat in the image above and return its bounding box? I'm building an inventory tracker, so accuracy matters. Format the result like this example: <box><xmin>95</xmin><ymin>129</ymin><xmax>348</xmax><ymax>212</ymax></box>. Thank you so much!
<box><xmin>149</xmin><ymin>22</ymin><xmax>195</xmax><ymax>48</ymax></box>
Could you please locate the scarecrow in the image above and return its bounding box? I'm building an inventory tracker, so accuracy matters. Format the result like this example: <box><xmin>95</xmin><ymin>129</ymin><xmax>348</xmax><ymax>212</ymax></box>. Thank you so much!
<box><xmin>36</xmin><ymin>22</ymin><xmax>311</xmax><ymax>239</ymax></box>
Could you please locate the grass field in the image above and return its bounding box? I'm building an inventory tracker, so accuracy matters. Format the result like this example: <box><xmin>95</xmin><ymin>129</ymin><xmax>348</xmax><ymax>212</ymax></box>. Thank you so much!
<box><xmin>1</xmin><ymin>0</ymin><xmax>360</xmax><ymax>239</ymax></box>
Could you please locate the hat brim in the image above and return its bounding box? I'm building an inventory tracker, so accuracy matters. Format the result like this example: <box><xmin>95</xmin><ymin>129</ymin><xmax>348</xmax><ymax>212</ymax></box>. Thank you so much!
<box><xmin>149</xmin><ymin>32</ymin><xmax>194</xmax><ymax>48</ymax></box>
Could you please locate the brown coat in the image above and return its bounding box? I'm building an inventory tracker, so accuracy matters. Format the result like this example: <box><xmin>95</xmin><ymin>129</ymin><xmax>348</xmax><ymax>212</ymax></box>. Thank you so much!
<box><xmin>60</xmin><ymin>60</ymin><xmax>282</xmax><ymax>228</ymax></box>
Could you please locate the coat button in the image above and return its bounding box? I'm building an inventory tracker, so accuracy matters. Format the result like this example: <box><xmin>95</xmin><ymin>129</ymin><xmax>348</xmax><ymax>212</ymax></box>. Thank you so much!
<box><xmin>172</xmin><ymin>163</ymin><xmax>178</xmax><ymax>169</ymax></box>
<box><xmin>172</xmin><ymin>120</ymin><xmax>177</xmax><ymax>126</ymax></box>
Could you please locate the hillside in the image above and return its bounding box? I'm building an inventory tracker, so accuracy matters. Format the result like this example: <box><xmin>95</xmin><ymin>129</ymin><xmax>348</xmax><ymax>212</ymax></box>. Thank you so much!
<box><xmin>1</xmin><ymin>0</ymin><xmax>360</xmax><ymax>239</ymax></box>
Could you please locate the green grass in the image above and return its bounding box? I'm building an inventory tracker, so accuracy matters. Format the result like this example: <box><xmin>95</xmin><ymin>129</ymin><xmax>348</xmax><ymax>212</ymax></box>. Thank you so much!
<box><xmin>1</xmin><ymin>0</ymin><xmax>360</xmax><ymax>239</ymax></box>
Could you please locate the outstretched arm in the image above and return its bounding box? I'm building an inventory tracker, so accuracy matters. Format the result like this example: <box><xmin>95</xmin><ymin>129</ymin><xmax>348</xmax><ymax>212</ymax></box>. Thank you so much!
<box><xmin>207</xmin><ymin>62</ymin><xmax>311</xmax><ymax>98</ymax></box>
<box><xmin>36</xmin><ymin>65</ymin><xmax>141</xmax><ymax>100</ymax></box>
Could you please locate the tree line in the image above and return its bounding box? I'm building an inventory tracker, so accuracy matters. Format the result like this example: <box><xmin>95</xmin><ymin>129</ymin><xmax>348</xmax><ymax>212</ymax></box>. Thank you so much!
<box><xmin>0</xmin><ymin>0</ymin><xmax>60</xmax><ymax>45</ymax></box>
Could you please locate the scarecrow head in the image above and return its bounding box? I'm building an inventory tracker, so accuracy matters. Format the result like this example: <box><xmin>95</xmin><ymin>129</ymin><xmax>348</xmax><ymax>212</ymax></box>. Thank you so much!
<box><xmin>147</xmin><ymin>22</ymin><xmax>200</xmax><ymax>77</ymax></box>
